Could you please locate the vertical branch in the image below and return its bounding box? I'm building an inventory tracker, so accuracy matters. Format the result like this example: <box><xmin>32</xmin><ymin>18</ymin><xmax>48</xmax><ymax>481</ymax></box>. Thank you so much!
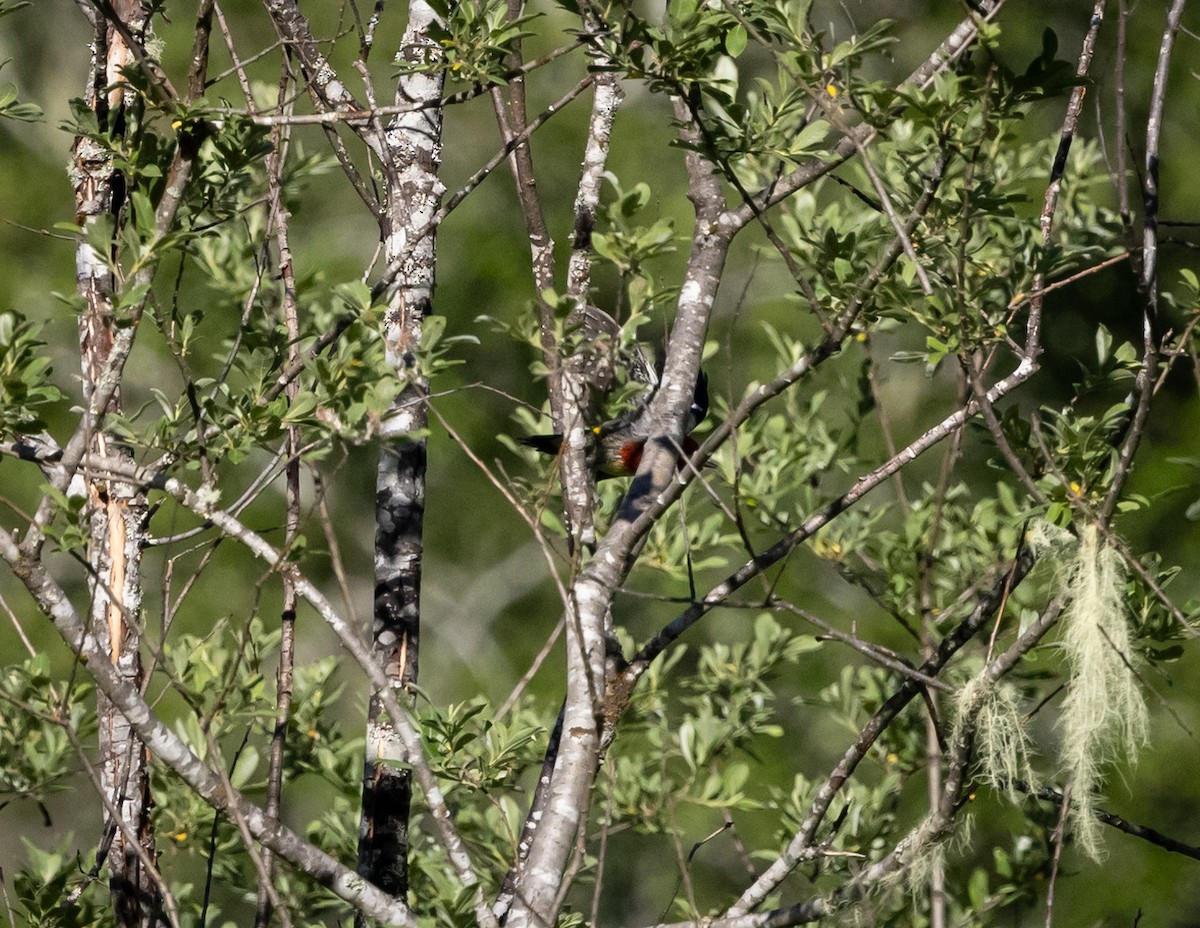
<box><xmin>505</xmin><ymin>90</ymin><xmax>730</xmax><ymax>928</ymax></box>
<box><xmin>358</xmin><ymin>0</ymin><xmax>447</xmax><ymax>903</ymax></box>
<box><xmin>85</xmin><ymin>453</ymin><xmax>154</xmax><ymax>928</ymax></box>
<box><xmin>564</xmin><ymin>71</ymin><xmax>621</xmax><ymax>304</ymax></box>
<box><xmin>1113</xmin><ymin>0</ymin><xmax>1136</xmax><ymax>251</ymax></box>
<box><xmin>1099</xmin><ymin>0</ymin><xmax>1185</xmax><ymax>521</ymax></box>
<box><xmin>488</xmin><ymin>28</ymin><xmax>560</xmax><ymax>441</ymax></box>
<box><xmin>29</xmin><ymin>0</ymin><xmax>206</xmax><ymax>568</ymax></box>
<box><xmin>1024</xmin><ymin>0</ymin><xmax>1107</xmax><ymax>361</ymax></box>
<box><xmin>492</xmin><ymin>0</ymin><xmax>555</xmax><ymax>296</ymax></box>
<box><xmin>67</xmin><ymin>1</ymin><xmax>206</xmax><ymax>921</ymax></box>
<box><xmin>606</xmin><ymin>95</ymin><xmax>732</xmax><ymax>546</ymax></box>
<box><xmin>261</xmin><ymin>5</ymin><xmax>490</xmax><ymax>921</ymax></box>
<box><xmin>491</xmin><ymin>0</ymin><xmax>603</xmax><ymax>551</ymax></box>
<box><xmin>255</xmin><ymin>61</ymin><xmax>300</xmax><ymax>928</ymax></box>
<box><xmin>494</xmin><ymin>21</ymin><xmax>623</xmax><ymax>924</ymax></box>
<box><xmin>70</xmin><ymin>4</ymin><xmax>156</xmax><ymax>924</ymax></box>
<box><xmin>559</xmin><ymin>32</ymin><xmax>625</xmax><ymax>551</ymax></box>
<box><xmin>0</xmin><ymin>521</ymin><xmax>418</xmax><ymax>925</ymax></box>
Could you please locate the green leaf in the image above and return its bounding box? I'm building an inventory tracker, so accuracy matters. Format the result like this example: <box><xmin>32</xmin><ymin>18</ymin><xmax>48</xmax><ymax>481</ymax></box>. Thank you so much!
<box><xmin>1040</xmin><ymin>27</ymin><xmax>1058</xmax><ymax>65</ymax></box>
<box><xmin>230</xmin><ymin>744</ymin><xmax>260</xmax><ymax>788</ymax></box>
<box><xmin>724</xmin><ymin>25</ymin><xmax>747</xmax><ymax>57</ymax></box>
<box><xmin>790</xmin><ymin>118</ymin><xmax>829</xmax><ymax>155</ymax></box>
<box><xmin>968</xmin><ymin>867</ymin><xmax>989</xmax><ymax>910</ymax></box>
<box><xmin>282</xmin><ymin>391</ymin><xmax>319</xmax><ymax>422</ymax></box>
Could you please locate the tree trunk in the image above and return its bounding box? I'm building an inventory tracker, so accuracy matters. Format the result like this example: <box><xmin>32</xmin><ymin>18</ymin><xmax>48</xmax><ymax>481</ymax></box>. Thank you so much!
<box><xmin>71</xmin><ymin>3</ymin><xmax>158</xmax><ymax>924</ymax></box>
<box><xmin>357</xmin><ymin>0</ymin><xmax>447</xmax><ymax>904</ymax></box>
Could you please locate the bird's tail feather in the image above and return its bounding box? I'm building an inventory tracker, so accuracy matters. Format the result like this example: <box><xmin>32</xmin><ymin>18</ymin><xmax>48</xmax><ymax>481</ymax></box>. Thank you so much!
<box><xmin>518</xmin><ymin>434</ymin><xmax>564</xmax><ymax>456</ymax></box>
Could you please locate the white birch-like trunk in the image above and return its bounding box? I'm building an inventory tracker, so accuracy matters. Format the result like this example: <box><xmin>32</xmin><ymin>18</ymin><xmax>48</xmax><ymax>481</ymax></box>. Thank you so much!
<box><xmin>357</xmin><ymin>0</ymin><xmax>447</xmax><ymax>898</ymax></box>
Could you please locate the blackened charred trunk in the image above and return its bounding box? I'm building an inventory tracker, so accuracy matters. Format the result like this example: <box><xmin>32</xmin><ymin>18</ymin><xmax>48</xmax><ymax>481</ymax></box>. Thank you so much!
<box><xmin>359</xmin><ymin>438</ymin><xmax>426</xmax><ymax>895</ymax></box>
<box><xmin>355</xmin><ymin>0</ymin><xmax>446</xmax><ymax>908</ymax></box>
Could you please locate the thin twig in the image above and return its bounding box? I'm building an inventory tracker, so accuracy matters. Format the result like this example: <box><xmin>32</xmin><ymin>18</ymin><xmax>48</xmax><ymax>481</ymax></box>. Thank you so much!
<box><xmin>771</xmin><ymin>598</ymin><xmax>954</xmax><ymax>693</ymax></box>
<box><xmin>1044</xmin><ymin>782</ymin><xmax>1072</xmax><ymax>928</ymax></box>
<box><xmin>1015</xmin><ymin>781</ymin><xmax>1200</xmax><ymax>862</ymax></box>
<box><xmin>1100</xmin><ymin>0</ymin><xmax>1185</xmax><ymax>521</ymax></box>
<box><xmin>725</xmin><ymin>548</ymin><xmax>1033</xmax><ymax>916</ymax></box>
<box><xmin>439</xmin><ymin>76</ymin><xmax>594</xmax><ymax>222</ymax></box>
<box><xmin>256</xmin><ymin>60</ymin><xmax>302</xmax><ymax>926</ymax></box>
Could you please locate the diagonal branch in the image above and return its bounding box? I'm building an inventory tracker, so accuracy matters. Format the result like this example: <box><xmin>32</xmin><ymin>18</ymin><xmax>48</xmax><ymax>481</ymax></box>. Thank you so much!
<box><xmin>0</xmin><ymin>528</ymin><xmax>415</xmax><ymax>927</ymax></box>
<box><xmin>4</xmin><ymin>451</ymin><xmax>488</xmax><ymax>924</ymax></box>
<box><xmin>624</xmin><ymin>353</ymin><xmax>1037</xmax><ymax>694</ymax></box>
<box><xmin>615</xmin><ymin>144</ymin><xmax>952</xmax><ymax>562</ymax></box>
<box><xmin>724</xmin><ymin>547</ymin><xmax>1034</xmax><ymax>916</ymax></box>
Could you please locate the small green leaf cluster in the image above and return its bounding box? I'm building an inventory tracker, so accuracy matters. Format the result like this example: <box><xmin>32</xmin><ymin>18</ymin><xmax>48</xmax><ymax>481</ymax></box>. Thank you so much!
<box><xmin>779</xmin><ymin>764</ymin><xmax>904</xmax><ymax>866</ymax></box>
<box><xmin>292</xmin><ymin>287</ymin><xmax>411</xmax><ymax>446</ymax></box>
<box><xmin>411</xmin><ymin>0</ymin><xmax>536</xmax><ymax>86</ymax></box>
<box><xmin>406</xmin><ymin>699</ymin><xmax>548</xmax><ymax>917</ymax></box>
<box><xmin>990</xmin><ymin>327</ymin><xmax>1143</xmax><ymax>523</ymax></box>
<box><xmin>1000</xmin><ymin>27</ymin><xmax>1087</xmax><ymax>107</ymax></box>
<box><xmin>0</xmin><ymin>59</ymin><xmax>41</xmax><ymax>122</ymax></box>
<box><xmin>37</xmin><ymin>483</ymin><xmax>90</xmax><ymax>556</ymax></box>
<box><xmin>769</xmin><ymin>64</ymin><xmax>1121</xmax><ymax>366</ymax></box>
<box><xmin>607</xmin><ymin>615</ymin><xmax>817</xmax><ymax>835</ymax></box>
<box><xmin>420</xmin><ymin>697</ymin><xmax>545</xmax><ymax>795</ymax></box>
<box><xmin>185</xmin><ymin>113</ymin><xmax>276</xmax><ymax>223</ymax></box>
<box><xmin>0</xmin><ymin>311</ymin><xmax>63</xmax><ymax>435</ymax></box>
<box><xmin>729</xmin><ymin>377</ymin><xmax>844</xmax><ymax>516</ymax></box>
<box><xmin>608</xmin><ymin>1</ymin><xmax>896</xmax><ymax>173</ymax></box>
<box><xmin>592</xmin><ymin>176</ymin><xmax>678</xmax><ymax>316</ymax></box>
<box><xmin>828</xmin><ymin>480</ymin><xmax>1027</xmax><ymax>622</ymax></box>
<box><xmin>13</xmin><ymin>836</ymin><xmax>108</xmax><ymax>928</ymax></box>
<box><xmin>960</xmin><ymin>836</ymin><xmax>1046</xmax><ymax>920</ymax></box>
<box><xmin>140</xmin><ymin>635</ymin><xmax>372</xmax><ymax>922</ymax></box>
<box><xmin>161</xmin><ymin>617</ymin><xmax>276</xmax><ymax>724</ymax></box>
<box><xmin>0</xmin><ymin>655</ymin><xmax>92</xmax><ymax>808</ymax></box>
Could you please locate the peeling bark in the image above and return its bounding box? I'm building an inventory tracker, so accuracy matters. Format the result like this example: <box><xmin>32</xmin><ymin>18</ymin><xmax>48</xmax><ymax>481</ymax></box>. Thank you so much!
<box><xmin>71</xmin><ymin>3</ymin><xmax>158</xmax><ymax>924</ymax></box>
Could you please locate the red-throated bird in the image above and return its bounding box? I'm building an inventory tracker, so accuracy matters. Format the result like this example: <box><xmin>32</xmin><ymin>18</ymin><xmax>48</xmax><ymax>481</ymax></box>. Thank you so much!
<box><xmin>520</xmin><ymin>370</ymin><xmax>709</xmax><ymax>479</ymax></box>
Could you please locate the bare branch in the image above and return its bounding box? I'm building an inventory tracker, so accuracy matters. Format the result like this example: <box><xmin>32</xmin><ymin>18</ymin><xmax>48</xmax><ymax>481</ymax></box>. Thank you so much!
<box><xmin>1099</xmin><ymin>0</ymin><xmax>1185</xmax><ymax>521</ymax></box>
<box><xmin>255</xmin><ymin>62</ymin><xmax>302</xmax><ymax>926</ymax></box>
<box><xmin>1015</xmin><ymin>782</ymin><xmax>1200</xmax><ymax>862</ymax></box>
<box><xmin>439</xmin><ymin>76</ymin><xmax>594</xmax><ymax>222</ymax></box>
<box><xmin>1025</xmin><ymin>0</ymin><xmax>1109</xmax><ymax>360</ymax></box>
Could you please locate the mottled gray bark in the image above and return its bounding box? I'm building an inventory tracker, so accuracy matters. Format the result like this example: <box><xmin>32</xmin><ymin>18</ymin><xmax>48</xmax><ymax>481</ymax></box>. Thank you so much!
<box><xmin>492</xmin><ymin>67</ymin><xmax>624</xmax><ymax>923</ymax></box>
<box><xmin>504</xmin><ymin>91</ymin><xmax>726</xmax><ymax>928</ymax></box>
<box><xmin>360</xmin><ymin>0</ymin><xmax>447</xmax><ymax>901</ymax></box>
<box><xmin>259</xmin><ymin>0</ymin><xmax>452</xmax><ymax>909</ymax></box>
<box><xmin>70</xmin><ymin>3</ymin><xmax>157</xmax><ymax>924</ymax></box>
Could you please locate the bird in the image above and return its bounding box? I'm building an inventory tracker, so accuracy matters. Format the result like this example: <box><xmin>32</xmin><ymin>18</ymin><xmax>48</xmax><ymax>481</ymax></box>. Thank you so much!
<box><xmin>520</xmin><ymin>370</ymin><xmax>709</xmax><ymax>479</ymax></box>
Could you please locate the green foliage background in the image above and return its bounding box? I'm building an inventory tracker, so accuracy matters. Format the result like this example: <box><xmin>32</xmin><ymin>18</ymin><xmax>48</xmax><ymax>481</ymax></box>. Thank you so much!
<box><xmin>1</xmin><ymin>0</ymin><xmax>1200</xmax><ymax>925</ymax></box>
